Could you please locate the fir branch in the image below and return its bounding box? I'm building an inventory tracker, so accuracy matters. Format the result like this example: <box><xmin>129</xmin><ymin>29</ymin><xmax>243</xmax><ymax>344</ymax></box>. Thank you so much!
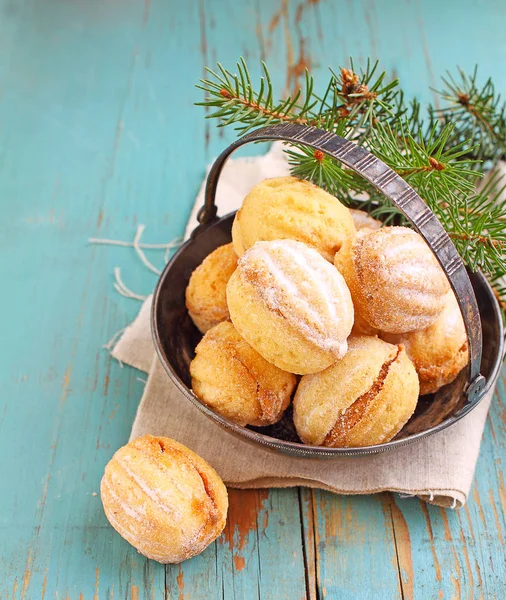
<box><xmin>322</xmin><ymin>59</ymin><xmax>406</xmax><ymax>140</ymax></box>
<box><xmin>422</xmin><ymin>176</ymin><xmax>506</xmax><ymax>278</ymax></box>
<box><xmin>433</xmin><ymin>66</ymin><xmax>506</xmax><ymax>163</ymax></box>
<box><xmin>196</xmin><ymin>58</ymin><xmax>506</xmax><ymax>316</ymax></box>
<box><xmin>284</xmin><ymin>117</ymin><xmax>367</xmax><ymax>203</ymax></box>
<box><xmin>328</xmin><ymin>59</ymin><xmax>404</xmax><ymax>124</ymax></box>
<box><xmin>286</xmin><ymin>143</ymin><xmax>358</xmax><ymax>194</ymax></box>
<box><xmin>196</xmin><ymin>59</ymin><xmax>317</xmax><ymax>134</ymax></box>
<box><xmin>197</xmin><ymin>58</ymin><xmax>404</xmax><ymax>138</ymax></box>
<box><xmin>369</xmin><ymin>121</ymin><xmax>482</xmax><ymax>200</ymax></box>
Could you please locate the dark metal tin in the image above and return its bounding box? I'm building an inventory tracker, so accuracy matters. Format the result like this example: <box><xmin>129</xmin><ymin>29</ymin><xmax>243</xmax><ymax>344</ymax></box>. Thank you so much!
<box><xmin>151</xmin><ymin>212</ymin><xmax>504</xmax><ymax>458</ymax></box>
<box><xmin>152</xmin><ymin>123</ymin><xmax>504</xmax><ymax>457</ymax></box>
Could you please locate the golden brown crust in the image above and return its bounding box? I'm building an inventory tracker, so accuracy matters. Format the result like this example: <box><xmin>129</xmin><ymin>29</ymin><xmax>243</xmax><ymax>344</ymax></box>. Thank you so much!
<box><xmin>231</xmin><ymin>214</ymin><xmax>246</xmax><ymax>256</ymax></box>
<box><xmin>226</xmin><ymin>240</ymin><xmax>354</xmax><ymax>374</ymax></box>
<box><xmin>323</xmin><ymin>344</ymin><xmax>401</xmax><ymax>446</ymax></box>
<box><xmin>381</xmin><ymin>291</ymin><xmax>469</xmax><ymax>394</ymax></box>
<box><xmin>232</xmin><ymin>176</ymin><xmax>356</xmax><ymax>261</ymax></box>
<box><xmin>335</xmin><ymin>227</ymin><xmax>450</xmax><ymax>333</ymax></box>
<box><xmin>185</xmin><ymin>243</ymin><xmax>238</xmax><ymax>333</ymax></box>
<box><xmin>190</xmin><ymin>321</ymin><xmax>297</xmax><ymax>426</ymax></box>
<box><xmin>100</xmin><ymin>435</ymin><xmax>228</xmax><ymax>564</ymax></box>
<box><xmin>293</xmin><ymin>336</ymin><xmax>419</xmax><ymax>447</ymax></box>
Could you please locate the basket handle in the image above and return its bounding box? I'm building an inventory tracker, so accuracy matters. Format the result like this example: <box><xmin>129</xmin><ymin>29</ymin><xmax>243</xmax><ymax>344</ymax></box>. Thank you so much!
<box><xmin>198</xmin><ymin>122</ymin><xmax>485</xmax><ymax>401</ymax></box>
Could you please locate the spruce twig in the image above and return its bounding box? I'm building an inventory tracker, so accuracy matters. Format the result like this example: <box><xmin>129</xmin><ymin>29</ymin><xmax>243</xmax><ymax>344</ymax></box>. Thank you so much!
<box><xmin>433</xmin><ymin>66</ymin><xmax>506</xmax><ymax>163</ymax></box>
<box><xmin>197</xmin><ymin>58</ymin><xmax>506</xmax><ymax>316</ymax></box>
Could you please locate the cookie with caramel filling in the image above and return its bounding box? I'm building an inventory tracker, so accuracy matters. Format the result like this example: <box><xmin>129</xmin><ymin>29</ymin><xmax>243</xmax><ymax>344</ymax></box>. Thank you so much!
<box><xmin>293</xmin><ymin>336</ymin><xmax>419</xmax><ymax>447</ymax></box>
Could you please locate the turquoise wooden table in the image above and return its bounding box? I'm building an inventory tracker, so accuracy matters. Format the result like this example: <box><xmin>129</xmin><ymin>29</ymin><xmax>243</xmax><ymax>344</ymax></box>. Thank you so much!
<box><xmin>1</xmin><ymin>1</ymin><xmax>505</xmax><ymax>598</ymax></box>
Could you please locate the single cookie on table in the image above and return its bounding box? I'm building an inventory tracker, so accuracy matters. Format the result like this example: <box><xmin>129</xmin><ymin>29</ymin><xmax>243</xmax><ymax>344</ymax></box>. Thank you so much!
<box><xmin>190</xmin><ymin>321</ymin><xmax>296</xmax><ymax>426</ymax></box>
<box><xmin>232</xmin><ymin>176</ymin><xmax>356</xmax><ymax>262</ymax></box>
<box><xmin>185</xmin><ymin>243</ymin><xmax>238</xmax><ymax>333</ymax></box>
<box><xmin>101</xmin><ymin>435</ymin><xmax>228</xmax><ymax>564</ymax></box>
<box><xmin>334</xmin><ymin>226</ymin><xmax>450</xmax><ymax>334</ymax></box>
<box><xmin>227</xmin><ymin>239</ymin><xmax>354</xmax><ymax>374</ymax></box>
<box><xmin>381</xmin><ymin>291</ymin><xmax>469</xmax><ymax>395</ymax></box>
<box><xmin>349</xmin><ymin>208</ymin><xmax>382</xmax><ymax>231</ymax></box>
<box><xmin>293</xmin><ymin>336</ymin><xmax>419</xmax><ymax>448</ymax></box>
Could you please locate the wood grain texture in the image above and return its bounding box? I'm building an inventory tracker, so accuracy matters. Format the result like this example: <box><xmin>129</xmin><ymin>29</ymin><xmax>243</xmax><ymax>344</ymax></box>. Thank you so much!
<box><xmin>0</xmin><ymin>0</ymin><xmax>505</xmax><ymax>598</ymax></box>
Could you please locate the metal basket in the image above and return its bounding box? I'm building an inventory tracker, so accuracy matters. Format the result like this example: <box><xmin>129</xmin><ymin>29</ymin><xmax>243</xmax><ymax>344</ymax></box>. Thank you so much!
<box><xmin>152</xmin><ymin>123</ymin><xmax>504</xmax><ymax>457</ymax></box>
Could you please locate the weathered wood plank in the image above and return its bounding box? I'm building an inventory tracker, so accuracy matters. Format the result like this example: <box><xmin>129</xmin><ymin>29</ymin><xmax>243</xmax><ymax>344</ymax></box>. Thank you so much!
<box><xmin>299</xmin><ymin>489</ymin><xmax>318</xmax><ymax>600</ymax></box>
<box><xmin>311</xmin><ymin>491</ymin><xmax>403</xmax><ymax>599</ymax></box>
<box><xmin>166</xmin><ymin>489</ymin><xmax>308</xmax><ymax>599</ymax></box>
<box><xmin>380</xmin><ymin>385</ymin><xmax>506</xmax><ymax>599</ymax></box>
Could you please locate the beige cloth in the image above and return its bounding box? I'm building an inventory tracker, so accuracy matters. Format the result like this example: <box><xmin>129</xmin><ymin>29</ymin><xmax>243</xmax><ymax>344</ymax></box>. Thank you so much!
<box><xmin>111</xmin><ymin>143</ymin><xmax>498</xmax><ymax>509</ymax></box>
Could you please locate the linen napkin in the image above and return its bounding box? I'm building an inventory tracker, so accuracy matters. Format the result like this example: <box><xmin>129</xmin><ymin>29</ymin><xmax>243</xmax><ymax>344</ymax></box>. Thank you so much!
<box><xmin>112</xmin><ymin>143</ymin><xmax>498</xmax><ymax>509</ymax></box>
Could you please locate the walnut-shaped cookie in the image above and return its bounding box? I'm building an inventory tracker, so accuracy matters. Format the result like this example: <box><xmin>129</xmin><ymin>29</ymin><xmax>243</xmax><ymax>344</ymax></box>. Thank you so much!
<box><xmin>381</xmin><ymin>291</ymin><xmax>469</xmax><ymax>395</ymax></box>
<box><xmin>185</xmin><ymin>243</ymin><xmax>238</xmax><ymax>333</ymax></box>
<box><xmin>349</xmin><ymin>208</ymin><xmax>382</xmax><ymax>231</ymax></box>
<box><xmin>226</xmin><ymin>239</ymin><xmax>354</xmax><ymax>374</ymax></box>
<box><xmin>190</xmin><ymin>321</ymin><xmax>297</xmax><ymax>426</ymax></box>
<box><xmin>293</xmin><ymin>336</ymin><xmax>419</xmax><ymax>447</ymax></box>
<box><xmin>101</xmin><ymin>435</ymin><xmax>228</xmax><ymax>563</ymax></box>
<box><xmin>335</xmin><ymin>226</ymin><xmax>450</xmax><ymax>333</ymax></box>
<box><xmin>232</xmin><ymin>176</ymin><xmax>356</xmax><ymax>262</ymax></box>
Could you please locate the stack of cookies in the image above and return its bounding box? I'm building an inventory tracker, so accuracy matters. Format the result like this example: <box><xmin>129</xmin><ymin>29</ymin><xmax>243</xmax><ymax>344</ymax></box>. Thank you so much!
<box><xmin>186</xmin><ymin>176</ymin><xmax>469</xmax><ymax>448</ymax></box>
<box><xmin>99</xmin><ymin>176</ymin><xmax>471</xmax><ymax>565</ymax></box>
